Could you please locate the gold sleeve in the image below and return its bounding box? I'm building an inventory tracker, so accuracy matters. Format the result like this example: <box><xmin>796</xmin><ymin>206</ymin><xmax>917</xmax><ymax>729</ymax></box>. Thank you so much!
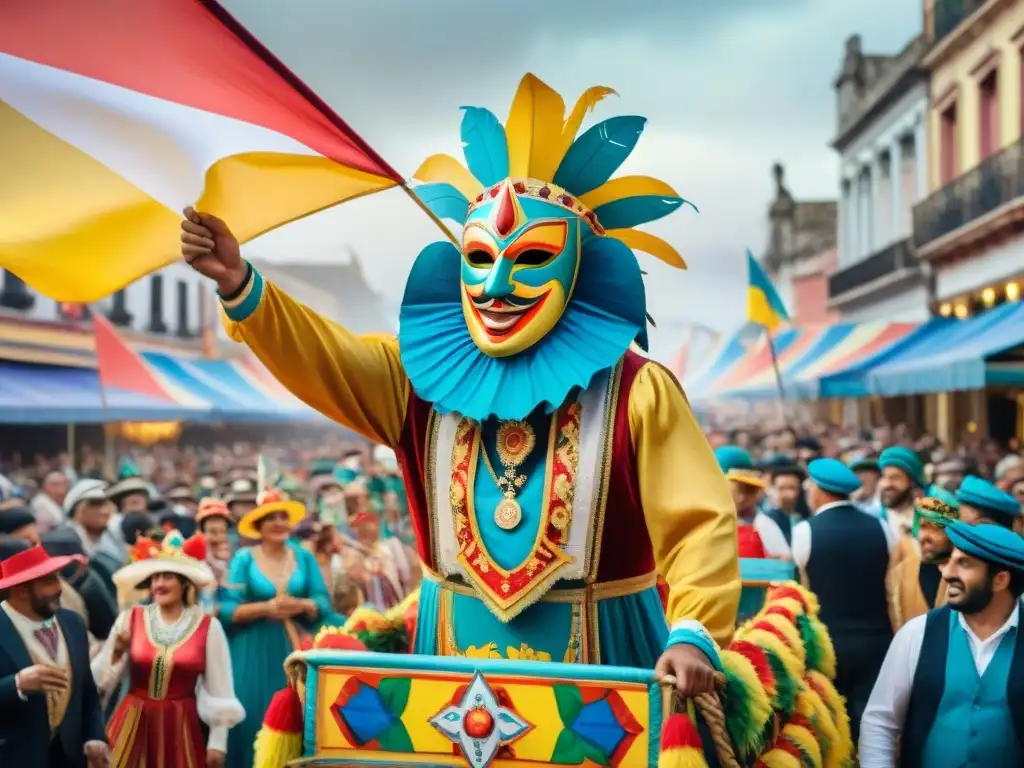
<box><xmin>221</xmin><ymin>266</ymin><xmax>410</xmax><ymax>447</ymax></box>
<box><xmin>628</xmin><ymin>361</ymin><xmax>740</xmax><ymax>647</ymax></box>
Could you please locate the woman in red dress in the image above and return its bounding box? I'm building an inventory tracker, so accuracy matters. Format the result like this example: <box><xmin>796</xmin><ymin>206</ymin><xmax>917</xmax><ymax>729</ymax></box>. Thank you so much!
<box><xmin>91</xmin><ymin>530</ymin><xmax>244</xmax><ymax>768</ymax></box>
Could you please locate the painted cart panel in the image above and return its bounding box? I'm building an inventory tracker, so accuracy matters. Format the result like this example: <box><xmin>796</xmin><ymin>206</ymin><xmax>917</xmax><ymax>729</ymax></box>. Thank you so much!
<box><xmin>299</xmin><ymin>651</ymin><xmax>669</xmax><ymax>767</ymax></box>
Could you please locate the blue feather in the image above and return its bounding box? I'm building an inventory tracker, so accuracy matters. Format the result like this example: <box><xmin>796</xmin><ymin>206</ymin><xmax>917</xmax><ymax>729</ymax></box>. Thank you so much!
<box><xmin>459</xmin><ymin>107</ymin><xmax>509</xmax><ymax>187</ymax></box>
<box><xmin>553</xmin><ymin>116</ymin><xmax>646</xmax><ymax>197</ymax></box>
<box><xmin>593</xmin><ymin>195</ymin><xmax>685</xmax><ymax>230</ymax></box>
<box><xmin>413</xmin><ymin>183</ymin><xmax>470</xmax><ymax>224</ymax></box>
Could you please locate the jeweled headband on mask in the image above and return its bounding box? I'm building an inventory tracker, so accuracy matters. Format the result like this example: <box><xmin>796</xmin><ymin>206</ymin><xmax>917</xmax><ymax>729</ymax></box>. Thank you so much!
<box><xmin>398</xmin><ymin>73</ymin><xmax>694</xmax><ymax>421</ymax></box>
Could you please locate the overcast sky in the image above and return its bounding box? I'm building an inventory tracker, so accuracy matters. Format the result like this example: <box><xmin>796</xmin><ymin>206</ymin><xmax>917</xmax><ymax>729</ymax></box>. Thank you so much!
<box><xmin>222</xmin><ymin>0</ymin><xmax>921</xmax><ymax>362</ymax></box>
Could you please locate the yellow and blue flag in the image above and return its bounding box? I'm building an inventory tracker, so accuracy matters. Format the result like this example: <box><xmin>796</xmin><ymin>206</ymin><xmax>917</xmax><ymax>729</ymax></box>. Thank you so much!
<box><xmin>746</xmin><ymin>250</ymin><xmax>790</xmax><ymax>331</ymax></box>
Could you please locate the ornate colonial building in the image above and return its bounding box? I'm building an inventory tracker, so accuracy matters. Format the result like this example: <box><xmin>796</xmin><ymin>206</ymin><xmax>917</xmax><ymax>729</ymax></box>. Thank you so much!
<box><xmin>830</xmin><ymin>33</ymin><xmax>932</xmax><ymax>322</ymax></box>
<box><xmin>918</xmin><ymin>0</ymin><xmax>1024</xmax><ymax>319</ymax></box>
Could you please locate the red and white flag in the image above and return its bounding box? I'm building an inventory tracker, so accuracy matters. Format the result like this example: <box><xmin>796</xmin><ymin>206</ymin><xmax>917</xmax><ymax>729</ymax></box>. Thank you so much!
<box><xmin>0</xmin><ymin>0</ymin><xmax>403</xmax><ymax>301</ymax></box>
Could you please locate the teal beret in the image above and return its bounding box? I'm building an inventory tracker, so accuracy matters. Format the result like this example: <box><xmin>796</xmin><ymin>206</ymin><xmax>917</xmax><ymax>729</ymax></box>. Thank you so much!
<box><xmin>714</xmin><ymin>446</ymin><xmax>757</xmax><ymax>474</ymax></box>
<box><xmin>333</xmin><ymin>466</ymin><xmax>362</xmax><ymax>486</ymax></box>
<box><xmin>957</xmin><ymin>475</ymin><xmax>1021</xmax><ymax>519</ymax></box>
<box><xmin>878</xmin><ymin>446</ymin><xmax>926</xmax><ymax>487</ymax></box>
<box><xmin>808</xmin><ymin>457</ymin><xmax>862</xmax><ymax>497</ymax></box>
<box><xmin>947</xmin><ymin>521</ymin><xmax>1024</xmax><ymax>572</ymax></box>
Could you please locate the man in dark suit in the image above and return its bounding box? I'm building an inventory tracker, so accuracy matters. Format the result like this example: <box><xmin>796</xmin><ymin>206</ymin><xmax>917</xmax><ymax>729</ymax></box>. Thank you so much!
<box><xmin>791</xmin><ymin>458</ymin><xmax>896</xmax><ymax>746</ymax></box>
<box><xmin>0</xmin><ymin>542</ymin><xmax>109</xmax><ymax>767</ymax></box>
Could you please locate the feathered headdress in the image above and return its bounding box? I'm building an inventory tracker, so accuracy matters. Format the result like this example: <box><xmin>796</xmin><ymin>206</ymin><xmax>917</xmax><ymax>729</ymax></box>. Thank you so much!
<box><xmin>413</xmin><ymin>73</ymin><xmax>690</xmax><ymax>269</ymax></box>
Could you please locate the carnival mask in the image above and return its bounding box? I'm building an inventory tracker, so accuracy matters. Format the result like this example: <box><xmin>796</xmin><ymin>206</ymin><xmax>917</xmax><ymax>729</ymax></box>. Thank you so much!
<box><xmin>461</xmin><ymin>179</ymin><xmax>596</xmax><ymax>357</ymax></box>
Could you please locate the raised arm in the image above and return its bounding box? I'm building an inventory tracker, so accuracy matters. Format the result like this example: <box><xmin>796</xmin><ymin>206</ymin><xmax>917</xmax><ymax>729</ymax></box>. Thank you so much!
<box><xmin>629</xmin><ymin>362</ymin><xmax>741</xmax><ymax>650</ymax></box>
<box><xmin>181</xmin><ymin>208</ymin><xmax>410</xmax><ymax>447</ymax></box>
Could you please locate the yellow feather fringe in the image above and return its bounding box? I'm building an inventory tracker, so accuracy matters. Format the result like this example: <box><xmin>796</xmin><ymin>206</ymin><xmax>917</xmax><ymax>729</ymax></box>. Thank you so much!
<box><xmin>555</xmin><ymin>85</ymin><xmax>618</xmax><ymax>165</ymax></box>
<box><xmin>505</xmin><ymin>73</ymin><xmax>566</xmax><ymax>181</ymax></box>
<box><xmin>783</xmin><ymin>724</ymin><xmax>823</xmax><ymax>768</ymax></box>
<box><xmin>659</xmin><ymin>746</ymin><xmax>710</xmax><ymax>768</ymax></box>
<box><xmin>760</xmin><ymin>749</ymin><xmax>804</xmax><ymax>768</ymax></box>
<box><xmin>413</xmin><ymin>153</ymin><xmax>483</xmax><ymax>200</ymax></box>
<box><xmin>252</xmin><ymin>727</ymin><xmax>303</xmax><ymax>768</ymax></box>
<box><xmin>606</xmin><ymin>228</ymin><xmax>686</xmax><ymax>269</ymax></box>
<box><xmin>579</xmin><ymin>175</ymin><xmax>680</xmax><ymax>210</ymax></box>
<box><xmin>808</xmin><ymin>616</ymin><xmax>837</xmax><ymax>679</ymax></box>
<box><xmin>757</xmin><ymin>613</ymin><xmax>806</xmax><ymax>667</ymax></box>
<box><xmin>738</xmin><ymin>628</ymin><xmax>803</xmax><ymax>683</ymax></box>
<box><xmin>806</xmin><ymin>671</ymin><xmax>852</xmax><ymax>762</ymax></box>
<box><xmin>796</xmin><ymin>689</ymin><xmax>841</xmax><ymax>767</ymax></box>
<box><xmin>721</xmin><ymin>649</ymin><xmax>774</xmax><ymax>744</ymax></box>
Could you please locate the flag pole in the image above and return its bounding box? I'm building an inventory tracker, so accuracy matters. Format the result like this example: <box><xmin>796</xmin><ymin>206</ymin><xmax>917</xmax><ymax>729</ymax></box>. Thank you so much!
<box><xmin>765</xmin><ymin>325</ymin><xmax>788</xmax><ymax>422</ymax></box>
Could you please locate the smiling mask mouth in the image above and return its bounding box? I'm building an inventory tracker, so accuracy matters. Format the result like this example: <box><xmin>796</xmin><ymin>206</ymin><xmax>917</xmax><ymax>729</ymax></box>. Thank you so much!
<box><xmin>470</xmin><ymin>295</ymin><xmax>542</xmax><ymax>335</ymax></box>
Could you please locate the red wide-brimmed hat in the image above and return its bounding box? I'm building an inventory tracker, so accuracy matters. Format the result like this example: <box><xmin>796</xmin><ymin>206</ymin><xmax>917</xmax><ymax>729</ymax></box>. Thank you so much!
<box><xmin>0</xmin><ymin>544</ymin><xmax>86</xmax><ymax>590</ymax></box>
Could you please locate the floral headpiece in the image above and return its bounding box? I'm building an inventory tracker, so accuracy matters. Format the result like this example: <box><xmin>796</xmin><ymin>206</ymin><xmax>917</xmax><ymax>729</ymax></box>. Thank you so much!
<box><xmin>129</xmin><ymin>529</ymin><xmax>207</xmax><ymax>564</ymax></box>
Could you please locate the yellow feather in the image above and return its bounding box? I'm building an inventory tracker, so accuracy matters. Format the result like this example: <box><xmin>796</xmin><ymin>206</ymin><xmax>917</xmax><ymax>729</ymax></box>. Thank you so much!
<box><xmin>413</xmin><ymin>154</ymin><xmax>483</xmax><ymax>200</ymax></box>
<box><xmin>606</xmin><ymin>228</ymin><xmax>686</xmax><ymax>269</ymax></box>
<box><xmin>580</xmin><ymin>175</ymin><xmax>680</xmax><ymax>210</ymax></box>
<box><xmin>552</xmin><ymin>85</ymin><xmax>618</xmax><ymax>170</ymax></box>
<box><xmin>505</xmin><ymin>73</ymin><xmax>566</xmax><ymax>180</ymax></box>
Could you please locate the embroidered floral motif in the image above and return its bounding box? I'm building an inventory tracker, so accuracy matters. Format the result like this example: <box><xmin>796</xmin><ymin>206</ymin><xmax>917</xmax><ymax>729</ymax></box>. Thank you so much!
<box><xmin>450</xmin><ymin>403</ymin><xmax>582</xmax><ymax>621</ymax></box>
<box><xmin>462</xmin><ymin>642</ymin><xmax>553</xmax><ymax>662</ymax></box>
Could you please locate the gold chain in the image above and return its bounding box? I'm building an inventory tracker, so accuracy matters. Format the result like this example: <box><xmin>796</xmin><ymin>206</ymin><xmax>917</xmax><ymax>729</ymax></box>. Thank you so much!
<box><xmin>479</xmin><ymin>445</ymin><xmax>524</xmax><ymax>499</ymax></box>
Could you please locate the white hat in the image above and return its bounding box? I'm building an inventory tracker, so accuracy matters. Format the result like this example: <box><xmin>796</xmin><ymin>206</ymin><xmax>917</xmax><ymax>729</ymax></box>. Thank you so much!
<box><xmin>106</xmin><ymin>476</ymin><xmax>152</xmax><ymax>503</ymax></box>
<box><xmin>64</xmin><ymin>479</ymin><xmax>108</xmax><ymax>515</ymax></box>
<box><xmin>373</xmin><ymin>445</ymin><xmax>398</xmax><ymax>472</ymax></box>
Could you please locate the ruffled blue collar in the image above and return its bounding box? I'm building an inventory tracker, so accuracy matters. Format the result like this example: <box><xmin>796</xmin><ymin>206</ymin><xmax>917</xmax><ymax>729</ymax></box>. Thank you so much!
<box><xmin>398</xmin><ymin>236</ymin><xmax>647</xmax><ymax>421</ymax></box>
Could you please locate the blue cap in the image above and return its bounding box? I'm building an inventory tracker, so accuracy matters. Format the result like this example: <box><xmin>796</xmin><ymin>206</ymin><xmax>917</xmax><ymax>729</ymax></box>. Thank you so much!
<box><xmin>714</xmin><ymin>446</ymin><xmax>766</xmax><ymax>488</ymax></box>
<box><xmin>808</xmin><ymin>457</ymin><xmax>863</xmax><ymax>497</ymax></box>
<box><xmin>956</xmin><ymin>475</ymin><xmax>1021</xmax><ymax>519</ymax></box>
<box><xmin>714</xmin><ymin>446</ymin><xmax>756</xmax><ymax>473</ymax></box>
<box><xmin>947</xmin><ymin>521</ymin><xmax>1024</xmax><ymax>572</ymax></box>
<box><xmin>878</xmin><ymin>446</ymin><xmax>926</xmax><ymax>487</ymax></box>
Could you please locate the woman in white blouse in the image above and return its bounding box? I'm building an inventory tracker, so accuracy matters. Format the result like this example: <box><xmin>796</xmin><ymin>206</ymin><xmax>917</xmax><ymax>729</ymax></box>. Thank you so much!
<box><xmin>91</xmin><ymin>530</ymin><xmax>244</xmax><ymax>768</ymax></box>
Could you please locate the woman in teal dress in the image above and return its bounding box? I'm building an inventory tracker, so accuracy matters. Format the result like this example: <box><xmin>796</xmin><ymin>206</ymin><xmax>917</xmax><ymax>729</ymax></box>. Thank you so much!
<box><xmin>218</xmin><ymin>489</ymin><xmax>344</xmax><ymax>768</ymax></box>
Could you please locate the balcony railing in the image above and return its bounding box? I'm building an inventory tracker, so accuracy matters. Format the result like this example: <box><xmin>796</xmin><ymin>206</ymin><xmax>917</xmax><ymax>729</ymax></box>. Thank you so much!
<box><xmin>829</xmin><ymin>238</ymin><xmax>915</xmax><ymax>299</ymax></box>
<box><xmin>932</xmin><ymin>0</ymin><xmax>987</xmax><ymax>43</ymax></box>
<box><xmin>913</xmin><ymin>136</ymin><xmax>1024</xmax><ymax>249</ymax></box>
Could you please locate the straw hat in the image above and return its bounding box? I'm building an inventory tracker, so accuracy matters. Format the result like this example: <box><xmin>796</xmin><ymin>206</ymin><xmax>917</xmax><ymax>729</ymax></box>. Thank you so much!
<box><xmin>237</xmin><ymin>488</ymin><xmax>305</xmax><ymax>540</ymax></box>
<box><xmin>112</xmin><ymin>530</ymin><xmax>214</xmax><ymax>599</ymax></box>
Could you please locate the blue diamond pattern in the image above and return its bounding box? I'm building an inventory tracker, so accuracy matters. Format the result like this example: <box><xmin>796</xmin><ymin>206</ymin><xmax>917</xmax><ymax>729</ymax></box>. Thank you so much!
<box><xmin>336</xmin><ymin>682</ymin><xmax>396</xmax><ymax>745</ymax></box>
<box><xmin>570</xmin><ymin>698</ymin><xmax>626</xmax><ymax>756</ymax></box>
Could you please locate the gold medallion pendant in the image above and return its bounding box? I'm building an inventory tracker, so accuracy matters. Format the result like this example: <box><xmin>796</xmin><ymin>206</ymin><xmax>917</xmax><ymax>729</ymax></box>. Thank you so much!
<box><xmin>480</xmin><ymin>419</ymin><xmax>536</xmax><ymax>533</ymax></box>
<box><xmin>494</xmin><ymin>496</ymin><xmax>523</xmax><ymax>531</ymax></box>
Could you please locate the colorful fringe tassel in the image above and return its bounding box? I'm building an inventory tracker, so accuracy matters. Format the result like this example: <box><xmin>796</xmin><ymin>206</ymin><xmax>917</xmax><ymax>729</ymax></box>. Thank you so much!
<box><xmin>658</xmin><ymin>712</ymin><xmax>709</xmax><ymax>768</ymax></box>
<box><xmin>660</xmin><ymin>580</ymin><xmax>852</xmax><ymax>767</ymax></box>
<box><xmin>253</xmin><ymin>687</ymin><xmax>304</xmax><ymax>768</ymax></box>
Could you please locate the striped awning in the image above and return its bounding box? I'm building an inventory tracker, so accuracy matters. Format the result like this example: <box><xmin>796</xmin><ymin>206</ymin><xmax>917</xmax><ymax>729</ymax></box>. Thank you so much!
<box><xmin>0</xmin><ymin>316</ymin><xmax>95</xmax><ymax>367</ymax></box>
<box><xmin>141</xmin><ymin>351</ymin><xmax>317</xmax><ymax>422</ymax></box>
<box><xmin>694</xmin><ymin>321</ymin><xmax>920</xmax><ymax>401</ymax></box>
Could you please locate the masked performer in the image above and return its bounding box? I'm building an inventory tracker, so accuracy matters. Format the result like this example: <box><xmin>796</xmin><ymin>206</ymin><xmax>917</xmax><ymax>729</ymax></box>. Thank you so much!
<box><xmin>181</xmin><ymin>73</ymin><xmax>739</xmax><ymax>692</ymax></box>
<box><xmin>92</xmin><ymin>531</ymin><xmax>244</xmax><ymax>768</ymax></box>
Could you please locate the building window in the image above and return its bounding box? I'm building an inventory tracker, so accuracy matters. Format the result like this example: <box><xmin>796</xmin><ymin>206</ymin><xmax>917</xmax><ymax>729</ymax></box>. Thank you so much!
<box><xmin>940</xmin><ymin>102</ymin><xmax>958</xmax><ymax>184</ymax></box>
<box><xmin>148</xmin><ymin>275</ymin><xmax>167</xmax><ymax>334</ymax></box>
<box><xmin>176</xmin><ymin>279</ymin><xmax>192</xmax><ymax>338</ymax></box>
<box><xmin>979</xmin><ymin>69</ymin><xmax>999</xmax><ymax>159</ymax></box>
<box><xmin>0</xmin><ymin>271</ymin><xmax>35</xmax><ymax>311</ymax></box>
<box><xmin>108</xmin><ymin>289</ymin><xmax>132</xmax><ymax>327</ymax></box>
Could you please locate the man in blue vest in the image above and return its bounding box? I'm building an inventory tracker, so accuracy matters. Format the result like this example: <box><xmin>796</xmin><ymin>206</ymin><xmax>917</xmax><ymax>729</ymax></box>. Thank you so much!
<box><xmin>792</xmin><ymin>457</ymin><xmax>896</xmax><ymax>745</ymax></box>
<box><xmin>859</xmin><ymin>521</ymin><xmax>1024</xmax><ymax>767</ymax></box>
<box><xmin>956</xmin><ymin>475</ymin><xmax>1021</xmax><ymax>529</ymax></box>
